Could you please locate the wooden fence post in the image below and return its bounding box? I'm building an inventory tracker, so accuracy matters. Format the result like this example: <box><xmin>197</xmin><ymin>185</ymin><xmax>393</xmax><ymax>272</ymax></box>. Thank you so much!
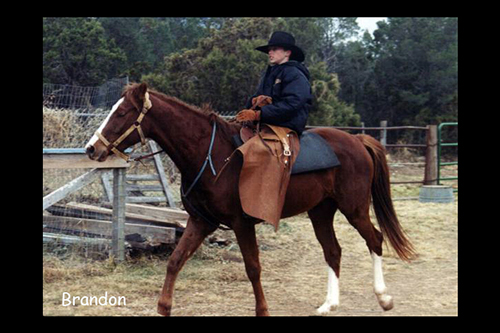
<box><xmin>112</xmin><ymin>168</ymin><xmax>127</xmax><ymax>262</ymax></box>
<box><xmin>380</xmin><ymin>120</ymin><xmax>387</xmax><ymax>147</ymax></box>
<box><xmin>424</xmin><ymin>125</ymin><xmax>438</xmax><ymax>185</ymax></box>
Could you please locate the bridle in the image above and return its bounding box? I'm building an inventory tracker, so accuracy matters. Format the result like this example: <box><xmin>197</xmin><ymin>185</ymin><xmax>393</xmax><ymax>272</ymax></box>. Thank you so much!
<box><xmin>94</xmin><ymin>91</ymin><xmax>226</xmax><ymax>229</ymax></box>
<box><xmin>95</xmin><ymin>92</ymin><xmax>153</xmax><ymax>162</ymax></box>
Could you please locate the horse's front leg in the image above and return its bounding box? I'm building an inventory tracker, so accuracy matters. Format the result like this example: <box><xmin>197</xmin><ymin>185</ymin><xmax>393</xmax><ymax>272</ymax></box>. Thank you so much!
<box><xmin>157</xmin><ymin>216</ymin><xmax>215</xmax><ymax>316</ymax></box>
<box><xmin>233</xmin><ymin>220</ymin><xmax>270</xmax><ymax>316</ymax></box>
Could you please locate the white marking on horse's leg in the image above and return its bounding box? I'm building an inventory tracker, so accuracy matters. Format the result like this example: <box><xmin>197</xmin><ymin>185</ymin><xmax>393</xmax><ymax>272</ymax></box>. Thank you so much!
<box><xmin>317</xmin><ymin>266</ymin><xmax>339</xmax><ymax>314</ymax></box>
<box><xmin>85</xmin><ymin>98</ymin><xmax>124</xmax><ymax>148</ymax></box>
<box><xmin>371</xmin><ymin>252</ymin><xmax>394</xmax><ymax>311</ymax></box>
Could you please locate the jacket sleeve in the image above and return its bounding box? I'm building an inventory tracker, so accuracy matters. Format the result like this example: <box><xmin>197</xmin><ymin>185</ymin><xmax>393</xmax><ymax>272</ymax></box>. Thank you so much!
<box><xmin>260</xmin><ymin>69</ymin><xmax>310</xmax><ymax>123</ymax></box>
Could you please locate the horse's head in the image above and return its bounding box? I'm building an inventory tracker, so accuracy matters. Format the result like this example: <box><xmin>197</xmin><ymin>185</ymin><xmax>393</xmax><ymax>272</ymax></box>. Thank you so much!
<box><xmin>85</xmin><ymin>83</ymin><xmax>152</xmax><ymax>162</ymax></box>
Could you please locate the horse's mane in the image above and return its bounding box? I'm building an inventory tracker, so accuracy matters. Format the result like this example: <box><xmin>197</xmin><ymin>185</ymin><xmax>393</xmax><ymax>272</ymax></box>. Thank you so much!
<box><xmin>123</xmin><ymin>83</ymin><xmax>241</xmax><ymax>139</ymax></box>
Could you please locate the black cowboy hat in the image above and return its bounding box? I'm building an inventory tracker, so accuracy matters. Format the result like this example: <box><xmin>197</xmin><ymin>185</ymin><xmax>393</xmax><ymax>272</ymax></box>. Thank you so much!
<box><xmin>256</xmin><ymin>31</ymin><xmax>305</xmax><ymax>63</ymax></box>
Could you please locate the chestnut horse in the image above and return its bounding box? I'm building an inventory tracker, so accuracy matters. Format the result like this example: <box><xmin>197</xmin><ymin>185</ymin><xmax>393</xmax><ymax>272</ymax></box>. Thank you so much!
<box><xmin>85</xmin><ymin>83</ymin><xmax>416</xmax><ymax>316</ymax></box>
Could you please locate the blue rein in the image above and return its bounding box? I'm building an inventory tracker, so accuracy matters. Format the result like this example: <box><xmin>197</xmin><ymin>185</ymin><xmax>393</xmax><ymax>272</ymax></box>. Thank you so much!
<box><xmin>181</xmin><ymin>121</ymin><xmax>217</xmax><ymax>198</ymax></box>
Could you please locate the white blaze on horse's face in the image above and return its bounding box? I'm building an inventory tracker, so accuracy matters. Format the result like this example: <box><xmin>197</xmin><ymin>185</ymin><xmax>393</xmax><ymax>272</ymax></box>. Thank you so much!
<box><xmin>85</xmin><ymin>97</ymin><xmax>125</xmax><ymax>149</ymax></box>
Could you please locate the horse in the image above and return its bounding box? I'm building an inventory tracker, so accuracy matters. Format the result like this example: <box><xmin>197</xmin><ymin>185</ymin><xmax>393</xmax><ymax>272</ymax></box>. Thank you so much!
<box><xmin>85</xmin><ymin>82</ymin><xmax>416</xmax><ymax>316</ymax></box>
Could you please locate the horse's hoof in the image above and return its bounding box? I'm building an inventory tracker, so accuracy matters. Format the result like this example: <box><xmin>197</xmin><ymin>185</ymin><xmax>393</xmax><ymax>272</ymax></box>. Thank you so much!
<box><xmin>256</xmin><ymin>309</ymin><xmax>270</xmax><ymax>316</ymax></box>
<box><xmin>157</xmin><ymin>302</ymin><xmax>172</xmax><ymax>316</ymax></box>
<box><xmin>317</xmin><ymin>302</ymin><xmax>338</xmax><ymax>315</ymax></box>
<box><xmin>377</xmin><ymin>294</ymin><xmax>394</xmax><ymax>311</ymax></box>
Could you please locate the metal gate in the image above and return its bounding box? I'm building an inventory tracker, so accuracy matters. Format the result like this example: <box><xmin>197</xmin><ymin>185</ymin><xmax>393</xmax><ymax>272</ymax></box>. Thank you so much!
<box><xmin>437</xmin><ymin>122</ymin><xmax>458</xmax><ymax>188</ymax></box>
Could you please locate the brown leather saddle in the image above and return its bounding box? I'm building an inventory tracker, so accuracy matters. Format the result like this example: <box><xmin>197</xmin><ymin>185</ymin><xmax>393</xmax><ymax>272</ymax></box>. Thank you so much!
<box><xmin>239</xmin><ymin>125</ymin><xmax>255</xmax><ymax>144</ymax></box>
<box><xmin>235</xmin><ymin>123</ymin><xmax>300</xmax><ymax>230</ymax></box>
<box><xmin>233</xmin><ymin>126</ymin><xmax>341</xmax><ymax>175</ymax></box>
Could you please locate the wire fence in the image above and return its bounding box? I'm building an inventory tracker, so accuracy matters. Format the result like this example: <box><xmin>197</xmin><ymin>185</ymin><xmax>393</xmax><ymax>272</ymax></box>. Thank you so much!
<box><xmin>43</xmin><ymin>77</ymin><xmax>129</xmax><ymax>113</ymax></box>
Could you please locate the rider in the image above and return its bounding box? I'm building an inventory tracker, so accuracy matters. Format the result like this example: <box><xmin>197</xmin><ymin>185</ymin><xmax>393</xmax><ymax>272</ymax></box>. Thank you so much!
<box><xmin>234</xmin><ymin>32</ymin><xmax>312</xmax><ymax>230</ymax></box>
<box><xmin>236</xmin><ymin>31</ymin><xmax>312</xmax><ymax>135</ymax></box>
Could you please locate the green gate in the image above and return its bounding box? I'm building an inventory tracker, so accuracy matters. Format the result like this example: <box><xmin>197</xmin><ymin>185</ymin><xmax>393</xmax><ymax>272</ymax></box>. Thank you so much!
<box><xmin>437</xmin><ymin>122</ymin><xmax>458</xmax><ymax>188</ymax></box>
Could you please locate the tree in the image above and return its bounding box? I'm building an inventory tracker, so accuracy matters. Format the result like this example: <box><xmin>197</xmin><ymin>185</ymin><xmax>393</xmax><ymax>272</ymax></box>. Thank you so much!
<box><xmin>335</xmin><ymin>32</ymin><xmax>375</xmax><ymax>121</ymax></box>
<box><xmin>144</xmin><ymin>17</ymin><xmax>360</xmax><ymax>126</ymax></box>
<box><xmin>143</xmin><ymin>17</ymin><xmax>275</xmax><ymax>111</ymax></box>
<box><xmin>43</xmin><ymin>17</ymin><xmax>126</xmax><ymax>86</ymax></box>
<box><xmin>369</xmin><ymin>17</ymin><xmax>458</xmax><ymax>126</ymax></box>
<box><xmin>98</xmin><ymin>17</ymin><xmax>217</xmax><ymax>82</ymax></box>
<box><xmin>309</xmin><ymin>61</ymin><xmax>360</xmax><ymax>126</ymax></box>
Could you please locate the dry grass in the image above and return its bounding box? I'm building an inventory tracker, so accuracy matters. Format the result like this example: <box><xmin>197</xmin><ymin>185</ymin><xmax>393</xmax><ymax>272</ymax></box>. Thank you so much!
<box><xmin>43</xmin><ymin>198</ymin><xmax>458</xmax><ymax>316</ymax></box>
<box><xmin>43</xmin><ymin>107</ymin><xmax>104</xmax><ymax>148</ymax></box>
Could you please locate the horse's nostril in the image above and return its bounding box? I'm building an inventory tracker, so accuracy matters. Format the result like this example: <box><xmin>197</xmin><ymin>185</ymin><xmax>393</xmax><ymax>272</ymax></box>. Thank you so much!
<box><xmin>86</xmin><ymin>145</ymin><xmax>95</xmax><ymax>155</ymax></box>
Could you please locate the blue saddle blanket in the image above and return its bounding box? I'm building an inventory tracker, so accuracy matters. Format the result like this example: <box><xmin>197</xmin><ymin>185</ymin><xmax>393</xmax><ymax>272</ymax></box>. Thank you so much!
<box><xmin>232</xmin><ymin>130</ymin><xmax>340</xmax><ymax>175</ymax></box>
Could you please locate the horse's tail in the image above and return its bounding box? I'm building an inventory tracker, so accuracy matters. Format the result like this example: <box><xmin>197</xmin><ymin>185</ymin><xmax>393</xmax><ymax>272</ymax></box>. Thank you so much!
<box><xmin>357</xmin><ymin>134</ymin><xmax>417</xmax><ymax>262</ymax></box>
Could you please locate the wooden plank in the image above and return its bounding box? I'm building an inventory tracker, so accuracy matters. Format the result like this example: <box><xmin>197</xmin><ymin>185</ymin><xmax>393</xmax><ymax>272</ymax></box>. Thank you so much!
<box><xmin>62</xmin><ymin>202</ymin><xmax>186</xmax><ymax>229</ymax></box>
<box><xmin>43</xmin><ymin>148</ymin><xmax>87</xmax><ymax>154</ymax></box>
<box><xmin>121</xmin><ymin>203</ymin><xmax>188</xmax><ymax>227</ymax></box>
<box><xmin>100</xmin><ymin>170</ymin><xmax>113</xmax><ymax>201</ymax></box>
<box><xmin>148</xmin><ymin>141</ymin><xmax>177</xmax><ymax>208</ymax></box>
<box><xmin>43</xmin><ymin>232</ymin><xmax>113</xmax><ymax>246</ymax></box>
<box><xmin>126</xmin><ymin>184</ymin><xmax>164</xmax><ymax>192</ymax></box>
<box><xmin>43</xmin><ymin>153</ymin><xmax>130</xmax><ymax>169</ymax></box>
<box><xmin>126</xmin><ymin>197</ymin><xmax>167</xmax><ymax>204</ymax></box>
<box><xmin>43</xmin><ymin>215</ymin><xmax>176</xmax><ymax>244</ymax></box>
<box><xmin>127</xmin><ymin>174</ymin><xmax>160</xmax><ymax>181</ymax></box>
<box><xmin>43</xmin><ymin>168</ymin><xmax>105</xmax><ymax>210</ymax></box>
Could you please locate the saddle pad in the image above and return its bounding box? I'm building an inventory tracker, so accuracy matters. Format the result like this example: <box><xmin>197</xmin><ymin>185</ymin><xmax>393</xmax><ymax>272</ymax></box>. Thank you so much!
<box><xmin>232</xmin><ymin>130</ymin><xmax>340</xmax><ymax>175</ymax></box>
<box><xmin>291</xmin><ymin>131</ymin><xmax>340</xmax><ymax>174</ymax></box>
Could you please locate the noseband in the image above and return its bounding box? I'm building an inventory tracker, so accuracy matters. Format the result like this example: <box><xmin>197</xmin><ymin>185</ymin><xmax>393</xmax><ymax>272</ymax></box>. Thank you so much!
<box><xmin>95</xmin><ymin>93</ymin><xmax>152</xmax><ymax>162</ymax></box>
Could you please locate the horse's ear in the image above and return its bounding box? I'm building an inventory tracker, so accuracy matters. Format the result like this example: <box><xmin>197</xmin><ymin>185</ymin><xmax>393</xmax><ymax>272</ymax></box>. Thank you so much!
<box><xmin>137</xmin><ymin>82</ymin><xmax>148</xmax><ymax>99</ymax></box>
<box><xmin>138</xmin><ymin>83</ymin><xmax>152</xmax><ymax>109</ymax></box>
<box><xmin>130</xmin><ymin>82</ymin><xmax>151</xmax><ymax>110</ymax></box>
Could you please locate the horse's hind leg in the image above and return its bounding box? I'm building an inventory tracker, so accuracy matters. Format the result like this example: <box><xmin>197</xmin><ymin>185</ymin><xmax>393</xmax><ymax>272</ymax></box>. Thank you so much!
<box><xmin>157</xmin><ymin>216</ymin><xmax>216</xmax><ymax>316</ymax></box>
<box><xmin>307</xmin><ymin>198</ymin><xmax>341</xmax><ymax>314</ymax></box>
<box><xmin>343</xmin><ymin>208</ymin><xmax>394</xmax><ymax>311</ymax></box>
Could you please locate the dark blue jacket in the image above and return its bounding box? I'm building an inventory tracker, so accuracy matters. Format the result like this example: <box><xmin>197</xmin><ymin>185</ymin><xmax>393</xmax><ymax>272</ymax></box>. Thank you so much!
<box><xmin>246</xmin><ymin>61</ymin><xmax>312</xmax><ymax>135</ymax></box>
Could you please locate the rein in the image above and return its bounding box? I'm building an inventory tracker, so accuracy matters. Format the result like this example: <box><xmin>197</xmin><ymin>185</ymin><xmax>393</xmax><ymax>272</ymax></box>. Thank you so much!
<box><xmin>181</xmin><ymin>121</ymin><xmax>217</xmax><ymax>198</ymax></box>
<box><xmin>180</xmin><ymin>120</ymin><xmax>230</xmax><ymax>230</ymax></box>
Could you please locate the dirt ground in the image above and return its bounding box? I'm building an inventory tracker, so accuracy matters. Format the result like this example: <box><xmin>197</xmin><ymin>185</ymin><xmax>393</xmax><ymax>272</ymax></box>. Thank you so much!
<box><xmin>43</xmin><ymin>197</ymin><xmax>458</xmax><ymax>316</ymax></box>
